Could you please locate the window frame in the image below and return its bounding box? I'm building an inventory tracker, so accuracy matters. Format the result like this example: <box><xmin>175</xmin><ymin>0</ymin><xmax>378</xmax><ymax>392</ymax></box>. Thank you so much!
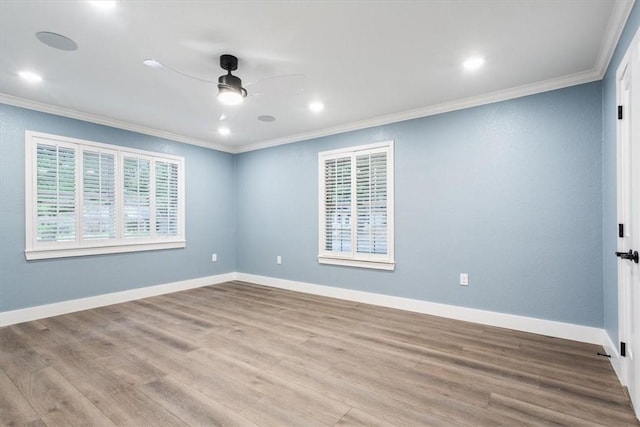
<box><xmin>318</xmin><ymin>140</ymin><xmax>395</xmax><ymax>271</ymax></box>
<box><xmin>25</xmin><ymin>131</ymin><xmax>185</xmax><ymax>260</ymax></box>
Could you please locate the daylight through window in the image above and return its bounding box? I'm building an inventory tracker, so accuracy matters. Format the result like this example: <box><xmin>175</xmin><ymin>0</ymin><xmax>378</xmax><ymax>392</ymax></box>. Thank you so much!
<box><xmin>25</xmin><ymin>131</ymin><xmax>185</xmax><ymax>260</ymax></box>
<box><xmin>318</xmin><ymin>141</ymin><xmax>394</xmax><ymax>270</ymax></box>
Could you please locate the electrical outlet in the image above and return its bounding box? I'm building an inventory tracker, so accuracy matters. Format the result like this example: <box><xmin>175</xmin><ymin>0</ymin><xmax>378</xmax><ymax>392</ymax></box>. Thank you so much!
<box><xmin>211</xmin><ymin>253</ymin><xmax>217</xmax><ymax>262</ymax></box>
<box><xmin>276</xmin><ymin>255</ymin><xmax>282</xmax><ymax>265</ymax></box>
<box><xmin>460</xmin><ymin>273</ymin><xmax>469</xmax><ymax>286</ymax></box>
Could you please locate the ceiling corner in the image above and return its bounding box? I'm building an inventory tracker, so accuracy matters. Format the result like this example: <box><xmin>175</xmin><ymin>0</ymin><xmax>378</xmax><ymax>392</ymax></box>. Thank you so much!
<box><xmin>594</xmin><ymin>0</ymin><xmax>637</xmax><ymax>78</ymax></box>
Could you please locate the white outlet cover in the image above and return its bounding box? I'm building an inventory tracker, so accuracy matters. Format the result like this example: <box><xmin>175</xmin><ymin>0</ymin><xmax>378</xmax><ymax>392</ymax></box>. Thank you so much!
<box><xmin>211</xmin><ymin>253</ymin><xmax>217</xmax><ymax>262</ymax></box>
<box><xmin>460</xmin><ymin>273</ymin><xmax>469</xmax><ymax>286</ymax></box>
<box><xmin>276</xmin><ymin>255</ymin><xmax>282</xmax><ymax>264</ymax></box>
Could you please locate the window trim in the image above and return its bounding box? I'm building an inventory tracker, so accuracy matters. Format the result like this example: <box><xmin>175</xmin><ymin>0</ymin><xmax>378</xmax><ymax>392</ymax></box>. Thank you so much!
<box><xmin>25</xmin><ymin>131</ymin><xmax>185</xmax><ymax>260</ymax></box>
<box><xmin>317</xmin><ymin>140</ymin><xmax>395</xmax><ymax>271</ymax></box>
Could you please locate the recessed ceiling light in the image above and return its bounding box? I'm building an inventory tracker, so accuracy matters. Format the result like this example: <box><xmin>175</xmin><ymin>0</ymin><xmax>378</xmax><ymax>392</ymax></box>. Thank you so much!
<box><xmin>309</xmin><ymin>101</ymin><xmax>324</xmax><ymax>113</ymax></box>
<box><xmin>143</xmin><ymin>59</ymin><xmax>164</xmax><ymax>69</ymax></box>
<box><xmin>219</xmin><ymin>114</ymin><xmax>227</xmax><ymax>121</ymax></box>
<box><xmin>463</xmin><ymin>56</ymin><xmax>485</xmax><ymax>71</ymax></box>
<box><xmin>257</xmin><ymin>115</ymin><xmax>276</xmax><ymax>122</ymax></box>
<box><xmin>36</xmin><ymin>32</ymin><xmax>78</xmax><ymax>51</ymax></box>
<box><xmin>18</xmin><ymin>71</ymin><xmax>43</xmax><ymax>83</ymax></box>
<box><xmin>88</xmin><ymin>1</ymin><xmax>116</xmax><ymax>10</ymax></box>
<box><xmin>218</xmin><ymin>127</ymin><xmax>231</xmax><ymax>136</ymax></box>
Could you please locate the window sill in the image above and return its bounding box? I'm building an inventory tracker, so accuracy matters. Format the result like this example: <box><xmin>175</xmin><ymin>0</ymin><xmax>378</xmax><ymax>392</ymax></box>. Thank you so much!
<box><xmin>318</xmin><ymin>256</ymin><xmax>395</xmax><ymax>271</ymax></box>
<box><xmin>25</xmin><ymin>240</ymin><xmax>186</xmax><ymax>261</ymax></box>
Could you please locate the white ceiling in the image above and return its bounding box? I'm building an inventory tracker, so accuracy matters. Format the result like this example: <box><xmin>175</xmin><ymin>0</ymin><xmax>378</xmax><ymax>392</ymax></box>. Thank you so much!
<box><xmin>0</xmin><ymin>0</ymin><xmax>635</xmax><ymax>153</ymax></box>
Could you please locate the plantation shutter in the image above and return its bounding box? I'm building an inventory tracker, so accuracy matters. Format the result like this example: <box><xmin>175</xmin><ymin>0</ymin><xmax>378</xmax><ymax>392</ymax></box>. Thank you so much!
<box><xmin>82</xmin><ymin>150</ymin><xmax>116</xmax><ymax>240</ymax></box>
<box><xmin>356</xmin><ymin>150</ymin><xmax>388</xmax><ymax>255</ymax></box>
<box><xmin>26</xmin><ymin>131</ymin><xmax>186</xmax><ymax>260</ymax></box>
<box><xmin>155</xmin><ymin>161</ymin><xmax>179</xmax><ymax>237</ymax></box>
<box><xmin>122</xmin><ymin>156</ymin><xmax>151</xmax><ymax>237</ymax></box>
<box><xmin>323</xmin><ymin>156</ymin><xmax>352</xmax><ymax>253</ymax></box>
<box><xmin>318</xmin><ymin>141</ymin><xmax>393</xmax><ymax>270</ymax></box>
<box><xmin>35</xmin><ymin>142</ymin><xmax>76</xmax><ymax>242</ymax></box>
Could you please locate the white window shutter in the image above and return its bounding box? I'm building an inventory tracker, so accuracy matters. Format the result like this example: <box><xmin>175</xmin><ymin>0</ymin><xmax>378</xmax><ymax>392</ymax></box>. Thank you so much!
<box><xmin>323</xmin><ymin>156</ymin><xmax>352</xmax><ymax>253</ymax></box>
<box><xmin>155</xmin><ymin>160</ymin><xmax>179</xmax><ymax>237</ymax></box>
<box><xmin>356</xmin><ymin>151</ymin><xmax>388</xmax><ymax>255</ymax></box>
<box><xmin>35</xmin><ymin>143</ymin><xmax>76</xmax><ymax>242</ymax></box>
<box><xmin>123</xmin><ymin>156</ymin><xmax>151</xmax><ymax>237</ymax></box>
<box><xmin>82</xmin><ymin>150</ymin><xmax>116</xmax><ymax>240</ymax></box>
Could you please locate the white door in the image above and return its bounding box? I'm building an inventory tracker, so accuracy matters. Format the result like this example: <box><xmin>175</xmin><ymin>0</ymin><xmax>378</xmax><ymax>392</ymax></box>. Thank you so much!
<box><xmin>618</xmin><ymin>27</ymin><xmax>640</xmax><ymax>418</ymax></box>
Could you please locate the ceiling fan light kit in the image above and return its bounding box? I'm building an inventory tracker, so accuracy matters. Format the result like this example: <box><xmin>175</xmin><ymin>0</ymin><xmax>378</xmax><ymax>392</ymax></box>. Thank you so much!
<box><xmin>217</xmin><ymin>54</ymin><xmax>247</xmax><ymax>106</ymax></box>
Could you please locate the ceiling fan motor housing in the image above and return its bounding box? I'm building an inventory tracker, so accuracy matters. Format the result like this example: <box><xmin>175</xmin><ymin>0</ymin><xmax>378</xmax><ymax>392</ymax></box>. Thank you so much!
<box><xmin>218</xmin><ymin>73</ymin><xmax>242</xmax><ymax>88</ymax></box>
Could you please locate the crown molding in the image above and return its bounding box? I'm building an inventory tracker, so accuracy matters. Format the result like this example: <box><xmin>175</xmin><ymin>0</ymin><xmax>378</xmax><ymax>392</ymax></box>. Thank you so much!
<box><xmin>235</xmin><ymin>68</ymin><xmax>602</xmax><ymax>153</ymax></box>
<box><xmin>0</xmin><ymin>66</ymin><xmax>603</xmax><ymax>156</ymax></box>
<box><xmin>0</xmin><ymin>93</ymin><xmax>235</xmax><ymax>153</ymax></box>
<box><xmin>594</xmin><ymin>0</ymin><xmax>636</xmax><ymax>78</ymax></box>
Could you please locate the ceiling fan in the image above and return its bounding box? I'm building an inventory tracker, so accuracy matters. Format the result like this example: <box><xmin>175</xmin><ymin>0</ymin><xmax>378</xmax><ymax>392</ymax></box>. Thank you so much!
<box><xmin>143</xmin><ymin>54</ymin><xmax>305</xmax><ymax>107</ymax></box>
<box><xmin>216</xmin><ymin>54</ymin><xmax>247</xmax><ymax>106</ymax></box>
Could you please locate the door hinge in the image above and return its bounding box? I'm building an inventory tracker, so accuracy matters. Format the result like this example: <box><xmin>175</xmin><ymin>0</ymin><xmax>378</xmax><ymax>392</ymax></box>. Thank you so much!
<box><xmin>619</xmin><ymin>223</ymin><xmax>624</xmax><ymax>238</ymax></box>
<box><xmin>618</xmin><ymin>105</ymin><xmax>623</xmax><ymax>120</ymax></box>
<box><xmin>621</xmin><ymin>342</ymin><xmax>627</xmax><ymax>357</ymax></box>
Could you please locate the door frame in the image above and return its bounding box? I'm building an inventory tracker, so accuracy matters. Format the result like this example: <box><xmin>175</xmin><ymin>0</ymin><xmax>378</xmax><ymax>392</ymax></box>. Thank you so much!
<box><xmin>617</xmin><ymin>26</ymin><xmax>640</xmax><ymax>415</ymax></box>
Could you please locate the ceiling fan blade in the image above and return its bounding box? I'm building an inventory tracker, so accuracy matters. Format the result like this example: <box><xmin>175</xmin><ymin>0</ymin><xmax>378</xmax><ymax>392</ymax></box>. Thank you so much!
<box><xmin>245</xmin><ymin>74</ymin><xmax>306</xmax><ymax>97</ymax></box>
<box><xmin>144</xmin><ymin>59</ymin><xmax>217</xmax><ymax>84</ymax></box>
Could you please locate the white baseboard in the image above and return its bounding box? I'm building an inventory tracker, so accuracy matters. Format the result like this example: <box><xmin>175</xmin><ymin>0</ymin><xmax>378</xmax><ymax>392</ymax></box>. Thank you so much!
<box><xmin>236</xmin><ymin>273</ymin><xmax>605</xmax><ymax>346</ymax></box>
<box><xmin>604</xmin><ymin>331</ymin><xmax>625</xmax><ymax>385</ymax></box>
<box><xmin>0</xmin><ymin>271</ymin><xmax>606</xmax><ymax>348</ymax></box>
<box><xmin>0</xmin><ymin>272</ymin><xmax>236</xmax><ymax>327</ymax></box>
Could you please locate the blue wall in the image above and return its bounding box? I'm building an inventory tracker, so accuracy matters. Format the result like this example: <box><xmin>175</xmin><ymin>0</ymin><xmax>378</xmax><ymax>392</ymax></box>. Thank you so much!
<box><xmin>0</xmin><ymin>104</ymin><xmax>237</xmax><ymax>311</ymax></box>
<box><xmin>236</xmin><ymin>82</ymin><xmax>603</xmax><ymax>327</ymax></box>
<box><xmin>602</xmin><ymin>2</ymin><xmax>640</xmax><ymax>345</ymax></box>
<box><xmin>5</xmin><ymin>17</ymin><xmax>637</xmax><ymax>330</ymax></box>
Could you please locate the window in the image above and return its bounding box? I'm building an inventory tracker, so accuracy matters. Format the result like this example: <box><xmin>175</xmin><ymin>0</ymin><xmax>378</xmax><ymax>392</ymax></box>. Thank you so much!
<box><xmin>25</xmin><ymin>131</ymin><xmax>185</xmax><ymax>260</ymax></box>
<box><xmin>318</xmin><ymin>141</ymin><xmax>394</xmax><ymax>270</ymax></box>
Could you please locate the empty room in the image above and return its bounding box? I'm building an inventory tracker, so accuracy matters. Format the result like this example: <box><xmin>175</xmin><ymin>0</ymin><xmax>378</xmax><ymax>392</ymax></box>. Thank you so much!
<box><xmin>2</xmin><ymin>0</ymin><xmax>640</xmax><ymax>425</ymax></box>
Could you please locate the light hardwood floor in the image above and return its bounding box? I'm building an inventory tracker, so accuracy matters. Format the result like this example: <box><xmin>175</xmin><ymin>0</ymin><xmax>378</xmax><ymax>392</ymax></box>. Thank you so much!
<box><xmin>1</xmin><ymin>281</ymin><xmax>638</xmax><ymax>426</ymax></box>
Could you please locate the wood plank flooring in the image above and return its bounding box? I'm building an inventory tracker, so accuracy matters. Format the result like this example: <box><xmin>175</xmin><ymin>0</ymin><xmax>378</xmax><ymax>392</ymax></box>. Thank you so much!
<box><xmin>1</xmin><ymin>281</ymin><xmax>638</xmax><ymax>426</ymax></box>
